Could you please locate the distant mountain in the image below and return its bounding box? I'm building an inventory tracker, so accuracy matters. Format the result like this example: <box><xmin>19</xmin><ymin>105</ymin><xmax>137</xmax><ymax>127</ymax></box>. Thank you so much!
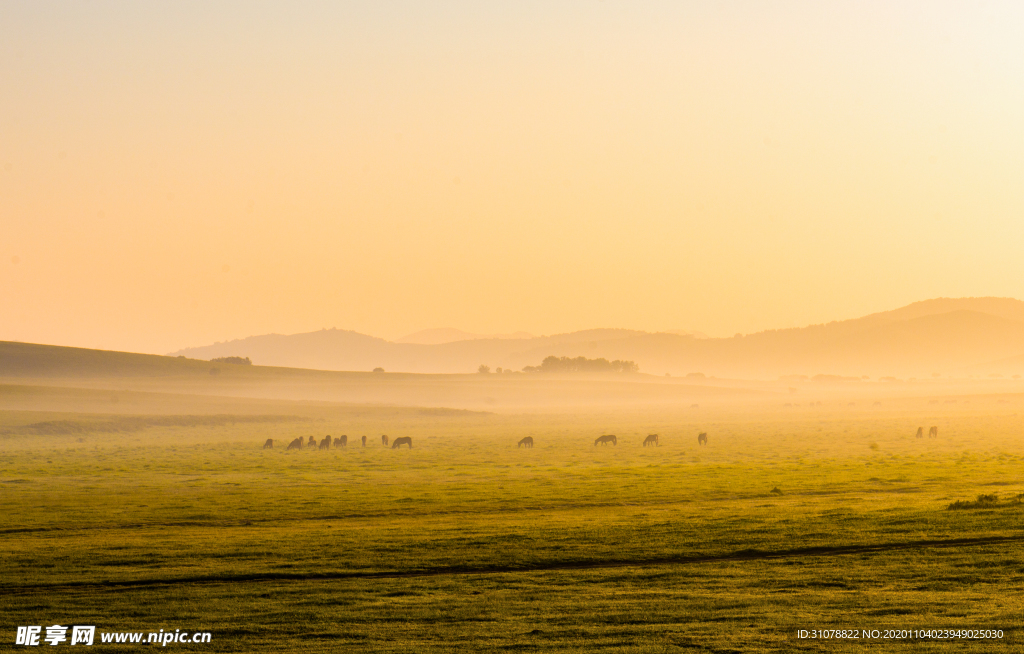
<box><xmin>857</xmin><ymin>297</ymin><xmax>1024</xmax><ymax>325</ymax></box>
<box><xmin>664</xmin><ymin>329</ymin><xmax>710</xmax><ymax>339</ymax></box>
<box><xmin>168</xmin><ymin>328</ymin><xmax>651</xmax><ymax>374</ymax></box>
<box><xmin>167</xmin><ymin>298</ymin><xmax>1024</xmax><ymax>378</ymax></box>
<box><xmin>396</xmin><ymin>328</ymin><xmax>534</xmax><ymax>345</ymax></box>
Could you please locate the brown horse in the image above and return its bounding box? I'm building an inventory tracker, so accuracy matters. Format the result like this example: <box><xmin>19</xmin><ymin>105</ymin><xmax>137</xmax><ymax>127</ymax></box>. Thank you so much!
<box><xmin>929</xmin><ymin>426</ymin><xmax>938</xmax><ymax>438</ymax></box>
<box><xmin>697</xmin><ymin>432</ymin><xmax>708</xmax><ymax>446</ymax></box>
<box><xmin>392</xmin><ymin>436</ymin><xmax>412</xmax><ymax>449</ymax></box>
<box><xmin>643</xmin><ymin>434</ymin><xmax>659</xmax><ymax>447</ymax></box>
<box><xmin>263</xmin><ymin>439</ymin><xmax>274</xmax><ymax>449</ymax></box>
<box><xmin>286</xmin><ymin>437</ymin><xmax>303</xmax><ymax>451</ymax></box>
<box><xmin>362</xmin><ymin>435</ymin><xmax>367</xmax><ymax>447</ymax></box>
<box><xmin>915</xmin><ymin>427</ymin><xmax>924</xmax><ymax>439</ymax></box>
<box><xmin>335</xmin><ymin>435</ymin><xmax>347</xmax><ymax>448</ymax></box>
<box><xmin>319</xmin><ymin>436</ymin><xmax>331</xmax><ymax>451</ymax></box>
<box><xmin>307</xmin><ymin>435</ymin><xmax>317</xmax><ymax>448</ymax></box>
<box><xmin>518</xmin><ymin>436</ymin><xmax>534</xmax><ymax>448</ymax></box>
<box><xmin>382</xmin><ymin>435</ymin><xmax>389</xmax><ymax>446</ymax></box>
<box><xmin>594</xmin><ymin>434</ymin><xmax>617</xmax><ymax>446</ymax></box>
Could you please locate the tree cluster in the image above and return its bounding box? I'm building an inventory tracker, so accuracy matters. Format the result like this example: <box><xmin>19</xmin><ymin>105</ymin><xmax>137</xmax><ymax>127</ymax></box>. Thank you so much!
<box><xmin>523</xmin><ymin>355</ymin><xmax>639</xmax><ymax>374</ymax></box>
<box><xmin>210</xmin><ymin>356</ymin><xmax>252</xmax><ymax>365</ymax></box>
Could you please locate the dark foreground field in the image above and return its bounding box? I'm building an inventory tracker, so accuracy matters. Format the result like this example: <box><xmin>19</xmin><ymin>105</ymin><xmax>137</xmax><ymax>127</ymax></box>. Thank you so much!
<box><xmin>2</xmin><ymin>380</ymin><xmax>1024</xmax><ymax>652</ymax></box>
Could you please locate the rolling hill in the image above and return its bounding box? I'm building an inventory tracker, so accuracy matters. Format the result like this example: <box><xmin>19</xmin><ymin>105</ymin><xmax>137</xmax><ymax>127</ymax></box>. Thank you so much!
<box><xmin>163</xmin><ymin>297</ymin><xmax>1024</xmax><ymax>379</ymax></box>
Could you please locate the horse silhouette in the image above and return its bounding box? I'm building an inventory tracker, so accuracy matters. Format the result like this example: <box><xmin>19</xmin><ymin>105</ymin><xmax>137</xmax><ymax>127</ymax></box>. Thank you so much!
<box><xmin>915</xmin><ymin>427</ymin><xmax>924</xmax><ymax>439</ymax></box>
<box><xmin>518</xmin><ymin>436</ymin><xmax>534</xmax><ymax>448</ymax></box>
<box><xmin>263</xmin><ymin>439</ymin><xmax>273</xmax><ymax>449</ymax></box>
<box><xmin>286</xmin><ymin>437</ymin><xmax>303</xmax><ymax>451</ymax></box>
<box><xmin>392</xmin><ymin>436</ymin><xmax>412</xmax><ymax>449</ymax></box>
<box><xmin>335</xmin><ymin>435</ymin><xmax>347</xmax><ymax>448</ymax></box>
<box><xmin>594</xmin><ymin>434</ymin><xmax>617</xmax><ymax>446</ymax></box>
<box><xmin>643</xmin><ymin>434</ymin><xmax>659</xmax><ymax>447</ymax></box>
<box><xmin>929</xmin><ymin>426</ymin><xmax>938</xmax><ymax>438</ymax></box>
<box><xmin>319</xmin><ymin>436</ymin><xmax>331</xmax><ymax>451</ymax></box>
<box><xmin>697</xmin><ymin>432</ymin><xmax>708</xmax><ymax>446</ymax></box>
<box><xmin>382</xmin><ymin>435</ymin><xmax>389</xmax><ymax>446</ymax></box>
<box><xmin>307</xmin><ymin>435</ymin><xmax>317</xmax><ymax>448</ymax></box>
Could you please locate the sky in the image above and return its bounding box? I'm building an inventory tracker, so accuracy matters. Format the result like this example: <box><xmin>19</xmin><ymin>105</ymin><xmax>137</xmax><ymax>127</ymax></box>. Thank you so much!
<box><xmin>3</xmin><ymin>1</ymin><xmax>1024</xmax><ymax>354</ymax></box>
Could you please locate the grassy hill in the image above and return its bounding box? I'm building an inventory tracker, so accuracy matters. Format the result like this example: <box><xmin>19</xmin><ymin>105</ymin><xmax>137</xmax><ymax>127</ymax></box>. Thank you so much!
<box><xmin>0</xmin><ymin>341</ymin><xmax>229</xmax><ymax>378</ymax></box>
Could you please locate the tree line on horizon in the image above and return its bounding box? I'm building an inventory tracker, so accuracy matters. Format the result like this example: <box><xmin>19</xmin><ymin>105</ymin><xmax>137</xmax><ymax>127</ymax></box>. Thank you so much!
<box><xmin>521</xmin><ymin>355</ymin><xmax>639</xmax><ymax>374</ymax></box>
<box><xmin>210</xmin><ymin>356</ymin><xmax>252</xmax><ymax>365</ymax></box>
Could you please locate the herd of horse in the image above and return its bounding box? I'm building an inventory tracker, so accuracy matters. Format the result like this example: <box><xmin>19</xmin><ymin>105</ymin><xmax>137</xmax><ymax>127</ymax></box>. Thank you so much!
<box><xmin>595</xmin><ymin>432</ymin><xmax>707</xmax><ymax>447</ymax></box>
<box><xmin>521</xmin><ymin>433</ymin><xmax>708</xmax><ymax>448</ymax></box>
<box><xmin>266</xmin><ymin>425</ymin><xmax>941</xmax><ymax>450</ymax></box>
<box><xmin>265</xmin><ymin>432</ymin><xmax>712</xmax><ymax>450</ymax></box>
<box><xmin>265</xmin><ymin>434</ymin><xmax>412</xmax><ymax>450</ymax></box>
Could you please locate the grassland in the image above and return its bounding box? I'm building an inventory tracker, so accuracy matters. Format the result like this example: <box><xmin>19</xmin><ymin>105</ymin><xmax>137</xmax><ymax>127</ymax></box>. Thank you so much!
<box><xmin>2</xmin><ymin>377</ymin><xmax>1024</xmax><ymax>652</ymax></box>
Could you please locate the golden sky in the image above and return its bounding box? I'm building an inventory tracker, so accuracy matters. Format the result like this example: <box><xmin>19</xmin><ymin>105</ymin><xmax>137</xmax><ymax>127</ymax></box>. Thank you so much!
<box><xmin>3</xmin><ymin>1</ymin><xmax>1024</xmax><ymax>354</ymax></box>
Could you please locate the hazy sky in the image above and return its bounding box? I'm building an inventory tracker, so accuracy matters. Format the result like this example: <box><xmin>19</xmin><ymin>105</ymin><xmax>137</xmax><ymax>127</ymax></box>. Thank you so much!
<box><xmin>3</xmin><ymin>1</ymin><xmax>1024</xmax><ymax>354</ymax></box>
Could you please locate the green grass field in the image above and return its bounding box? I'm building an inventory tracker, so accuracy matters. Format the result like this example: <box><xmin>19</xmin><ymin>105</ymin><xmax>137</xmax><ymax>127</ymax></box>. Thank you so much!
<box><xmin>2</xmin><ymin>378</ymin><xmax>1024</xmax><ymax>651</ymax></box>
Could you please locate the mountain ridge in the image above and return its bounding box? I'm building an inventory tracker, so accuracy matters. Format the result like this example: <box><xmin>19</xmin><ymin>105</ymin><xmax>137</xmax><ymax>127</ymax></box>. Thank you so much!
<box><xmin>164</xmin><ymin>297</ymin><xmax>1024</xmax><ymax>378</ymax></box>
<box><xmin>396</xmin><ymin>328</ymin><xmax>535</xmax><ymax>345</ymax></box>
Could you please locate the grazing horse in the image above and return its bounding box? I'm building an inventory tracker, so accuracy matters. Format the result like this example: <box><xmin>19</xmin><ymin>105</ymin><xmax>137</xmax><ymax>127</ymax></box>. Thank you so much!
<box><xmin>594</xmin><ymin>434</ymin><xmax>617</xmax><ymax>446</ymax></box>
<box><xmin>915</xmin><ymin>427</ymin><xmax>924</xmax><ymax>439</ymax></box>
<box><xmin>392</xmin><ymin>436</ymin><xmax>412</xmax><ymax>449</ymax></box>
<box><xmin>335</xmin><ymin>435</ymin><xmax>347</xmax><ymax>448</ymax></box>
<box><xmin>319</xmin><ymin>436</ymin><xmax>331</xmax><ymax>451</ymax></box>
<box><xmin>929</xmin><ymin>426</ymin><xmax>938</xmax><ymax>438</ymax></box>
<box><xmin>643</xmin><ymin>434</ymin><xmax>659</xmax><ymax>447</ymax></box>
<box><xmin>518</xmin><ymin>436</ymin><xmax>534</xmax><ymax>448</ymax></box>
<box><xmin>697</xmin><ymin>432</ymin><xmax>708</xmax><ymax>446</ymax></box>
<box><xmin>307</xmin><ymin>435</ymin><xmax>317</xmax><ymax>448</ymax></box>
<box><xmin>382</xmin><ymin>435</ymin><xmax>389</xmax><ymax>446</ymax></box>
<box><xmin>286</xmin><ymin>437</ymin><xmax>303</xmax><ymax>451</ymax></box>
<box><xmin>263</xmin><ymin>439</ymin><xmax>274</xmax><ymax>449</ymax></box>
<box><xmin>362</xmin><ymin>435</ymin><xmax>367</xmax><ymax>447</ymax></box>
